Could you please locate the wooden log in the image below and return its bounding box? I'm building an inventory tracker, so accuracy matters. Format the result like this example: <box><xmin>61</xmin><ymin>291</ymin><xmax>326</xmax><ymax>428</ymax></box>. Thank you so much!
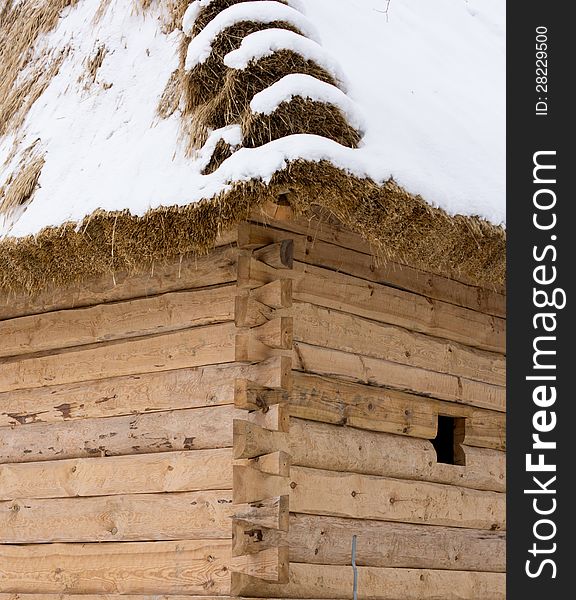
<box><xmin>245</xmin><ymin>404</ymin><xmax>290</xmax><ymax>433</ymax></box>
<box><xmin>0</xmin><ymin>285</ymin><xmax>236</xmax><ymax>359</ymax></box>
<box><xmin>250</xmin><ymin>279</ymin><xmax>293</xmax><ymax>309</ymax></box>
<box><xmin>0</xmin><ymin>405</ymin><xmax>240</xmax><ymax>464</ymax></box>
<box><xmin>0</xmin><ymin>323</ymin><xmax>237</xmax><ymax>393</ymax></box>
<box><xmin>235</xmin><ymin>296</ymin><xmax>275</xmax><ymax>328</ymax></box>
<box><xmin>289</xmin><ymin>373</ymin><xmax>505</xmax><ymax>451</ymax></box>
<box><xmin>0</xmin><ymin>358</ymin><xmax>287</xmax><ymax>428</ymax></box>
<box><xmin>0</xmin><ymin>540</ymin><xmax>231</xmax><ymax>595</ymax></box>
<box><xmin>233</xmin><ymin>465</ymin><xmax>290</xmax><ymax>504</ymax></box>
<box><xmin>234</xmin><ymin>420</ymin><xmax>289</xmax><ymax>459</ymax></box>
<box><xmin>239</xmin><ymin>451</ymin><xmax>291</xmax><ymax>477</ymax></box>
<box><xmin>233</xmin><ymin>495</ymin><xmax>289</xmax><ymax>531</ymax></box>
<box><xmin>232</xmin><ymin>563</ymin><xmax>505</xmax><ymax>599</ymax></box>
<box><xmin>0</xmin><ymin>596</ymin><xmax>232</xmax><ymax>600</ymax></box>
<box><xmin>0</xmin><ymin>448</ymin><xmax>233</xmax><ymax>501</ymax></box>
<box><xmin>0</xmin><ymin>241</ymin><xmax>238</xmax><ymax>321</ymax></box>
<box><xmin>293</xmin><ymin>342</ymin><xmax>505</xmax><ymax>413</ymax></box>
<box><xmin>231</xmin><ymin>547</ymin><xmax>289</xmax><ymax>583</ymax></box>
<box><xmin>243</xmin><ymin>258</ymin><xmax>505</xmax><ymax>353</ymax></box>
<box><xmin>234</xmin><ymin>380</ymin><xmax>289</xmax><ymax>412</ymax></box>
<box><xmin>289</xmin><ymin>466</ymin><xmax>505</xmax><ymax>530</ymax></box>
<box><xmin>294</xmin><ymin>302</ymin><xmax>505</xmax><ymax>391</ymax></box>
<box><xmin>289</xmin><ymin>419</ymin><xmax>505</xmax><ymax>492</ymax></box>
<box><xmin>0</xmin><ymin>490</ymin><xmax>234</xmax><ymax>544</ymax></box>
<box><xmin>253</xmin><ymin>241</ymin><xmax>294</xmax><ymax>270</ymax></box>
<box><xmin>240</xmin><ymin>220</ymin><xmax>506</xmax><ymax>316</ymax></box>
<box><xmin>289</xmin><ymin>373</ymin><xmax>437</xmax><ymax>438</ymax></box>
<box><xmin>288</xmin><ymin>514</ymin><xmax>506</xmax><ymax>572</ymax></box>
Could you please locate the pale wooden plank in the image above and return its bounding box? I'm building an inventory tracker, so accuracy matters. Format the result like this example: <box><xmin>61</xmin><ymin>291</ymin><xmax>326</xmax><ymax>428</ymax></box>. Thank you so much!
<box><xmin>290</xmin><ymin>419</ymin><xmax>505</xmax><ymax>492</ymax></box>
<box><xmin>0</xmin><ymin>285</ymin><xmax>236</xmax><ymax>359</ymax></box>
<box><xmin>241</xmin><ymin>220</ymin><xmax>507</xmax><ymax>317</ymax></box>
<box><xmin>233</xmin><ymin>563</ymin><xmax>505</xmax><ymax>599</ymax></box>
<box><xmin>0</xmin><ymin>405</ymin><xmax>241</xmax><ymax>464</ymax></box>
<box><xmin>289</xmin><ymin>466</ymin><xmax>505</xmax><ymax>530</ymax></box>
<box><xmin>0</xmin><ymin>540</ymin><xmax>231</xmax><ymax>595</ymax></box>
<box><xmin>292</xmin><ymin>342</ymin><xmax>506</xmax><ymax>413</ymax></box>
<box><xmin>294</xmin><ymin>302</ymin><xmax>505</xmax><ymax>389</ymax></box>
<box><xmin>0</xmin><ymin>358</ymin><xmax>287</xmax><ymax>428</ymax></box>
<box><xmin>0</xmin><ymin>323</ymin><xmax>236</xmax><ymax>393</ymax></box>
<box><xmin>244</xmin><ymin>258</ymin><xmax>505</xmax><ymax>353</ymax></box>
<box><xmin>0</xmin><ymin>239</ymin><xmax>238</xmax><ymax>321</ymax></box>
<box><xmin>288</xmin><ymin>514</ymin><xmax>505</xmax><ymax>571</ymax></box>
<box><xmin>0</xmin><ymin>490</ymin><xmax>234</xmax><ymax>544</ymax></box>
<box><xmin>0</xmin><ymin>596</ymin><xmax>231</xmax><ymax>600</ymax></box>
<box><xmin>0</xmin><ymin>448</ymin><xmax>233</xmax><ymax>501</ymax></box>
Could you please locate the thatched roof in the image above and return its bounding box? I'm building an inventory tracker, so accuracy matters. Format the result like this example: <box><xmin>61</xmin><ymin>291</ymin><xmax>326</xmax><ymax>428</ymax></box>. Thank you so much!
<box><xmin>0</xmin><ymin>0</ymin><xmax>505</xmax><ymax>293</ymax></box>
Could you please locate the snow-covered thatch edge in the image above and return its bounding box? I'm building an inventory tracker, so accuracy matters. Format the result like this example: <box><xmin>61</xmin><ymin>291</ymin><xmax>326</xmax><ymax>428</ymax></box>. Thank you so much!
<box><xmin>0</xmin><ymin>159</ymin><xmax>505</xmax><ymax>295</ymax></box>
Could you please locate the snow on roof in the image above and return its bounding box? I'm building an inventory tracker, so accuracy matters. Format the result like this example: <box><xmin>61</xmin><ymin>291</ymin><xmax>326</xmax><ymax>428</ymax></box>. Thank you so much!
<box><xmin>0</xmin><ymin>0</ymin><xmax>505</xmax><ymax>241</ymax></box>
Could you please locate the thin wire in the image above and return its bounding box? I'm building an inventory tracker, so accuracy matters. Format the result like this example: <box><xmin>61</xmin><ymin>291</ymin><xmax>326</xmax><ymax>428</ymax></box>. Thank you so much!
<box><xmin>352</xmin><ymin>534</ymin><xmax>358</xmax><ymax>600</ymax></box>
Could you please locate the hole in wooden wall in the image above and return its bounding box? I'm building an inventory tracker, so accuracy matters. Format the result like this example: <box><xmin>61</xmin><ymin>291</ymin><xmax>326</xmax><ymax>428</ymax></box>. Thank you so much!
<box><xmin>432</xmin><ymin>415</ymin><xmax>466</xmax><ymax>465</ymax></box>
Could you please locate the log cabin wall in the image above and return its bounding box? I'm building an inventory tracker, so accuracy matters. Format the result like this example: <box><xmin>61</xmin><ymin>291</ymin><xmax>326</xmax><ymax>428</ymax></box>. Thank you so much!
<box><xmin>231</xmin><ymin>210</ymin><xmax>506</xmax><ymax>600</ymax></box>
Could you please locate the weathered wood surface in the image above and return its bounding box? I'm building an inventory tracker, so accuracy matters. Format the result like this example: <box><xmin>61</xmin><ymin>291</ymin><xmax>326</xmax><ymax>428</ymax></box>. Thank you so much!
<box><xmin>243</xmin><ymin>258</ymin><xmax>505</xmax><ymax>353</ymax></box>
<box><xmin>289</xmin><ymin>373</ymin><xmax>506</xmax><ymax>451</ymax></box>
<box><xmin>288</xmin><ymin>514</ymin><xmax>506</xmax><ymax>571</ymax></box>
<box><xmin>0</xmin><ymin>241</ymin><xmax>238</xmax><ymax>322</ymax></box>
<box><xmin>289</xmin><ymin>466</ymin><xmax>505</xmax><ymax>530</ymax></box>
<box><xmin>289</xmin><ymin>419</ymin><xmax>505</xmax><ymax>492</ymax></box>
<box><xmin>0</xmin><ymin>449</ymin><xmax>233</xmax><ymax>501</ymax></box>
<box><xmin>0</xmin><ymin>490</ymin><xmax>234</xmax><ymax>544</ymax></box>
<box><xmin>293</xmin><ymin>342</ymin><xmax>505</xmax><ymax>413</ymax></box>
<box><xmin>0</xmin><ymin>540</ymin><xmax>231</xmax><ymax>595</ymax></box>
<box><xmin>0</xmin><ymin>405</ymin><xmax>240</xmax><ymax>464</ymax></box>
<box><xmin>0</xmin><ymin>596</ymin><xmax>232</xmax><ymax>600</ymax></box>
<box><xmin>0</xmin><ymin>358</ymin><xmax>287</xmax><ymax>428</ymax></box>
<box><xmin>232</xmin><ymin>563</ymin><xmax>505</xmax><ymax>599</ymax></box>
<box><xmin>0</xmin><ymin>285</ymin><xmax>236</xmax><ymax>359</ymax></box>
<box><xmin>0</xmin><ymin>323</ymin><xmax>236</xmax><ymax>393</ymax></box>
<box><xmin>294</xmin><ymin>302</ymin><xmax>505</xmax><ymax>390</ymax></box>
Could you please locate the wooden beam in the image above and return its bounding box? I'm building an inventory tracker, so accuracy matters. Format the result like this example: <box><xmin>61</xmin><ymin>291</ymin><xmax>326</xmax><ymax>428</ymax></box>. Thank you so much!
<box><xmin>233</xmin><ymin>420</ymin><xmax>289</xmax><ymax>459</ymax></box>
<box><xmin>0</xmin><ymin>540</ymin><xmax>231</xmax><ymax>595</ymax></box>
<box><xmin>293</xmin><ymin>342</ymin><xmax>505</xmax><ymax>413</ymax></box>
<box><xmin>233</xmin><ymin>465</ymin><xmax>290</xmax><ymax>504</ymax></box>
<box><xmin>231</xmin><ymin>546</ymin><xmax>289</xmax><ymax>582</ymax></box>
<box><xmin>288</xmin><ymin>513</ymin><xmax>506</xmax><ymax>572</ymax></box>
<box><xmin>239</xmin><ymin>451</ymin><xmax>291</xmax><ymax>477</ymax></box>
<box><xmin>289</xmin><ymin>419</ymin><xmax>505</xmax><ymax>492</ymax></box>
<box><xmin>245</xmin><ymin>404</ymin><xmax>290</xmax><ymax>433</ymax></box>
<box><xmin>0</xmin><ymin>596</ymin><xmax>233</xmax><ymax>600</ymax></box>
<box><xmin>233</xmin><ymin>495</ymin><xmax>289</xmax><ymax>531</ymax></box>
<box><xmin>253</xmin><ymin>241</ymin><xmax>294</xmax><ymax>270</ymax></box>
<box><xmin>0</xmin><ymin>490</ymin><xmax>234</xmax><ymax>544</ymax></box>
<box><xmin>251</xmin><ymin>279</ymin><xmax>293</xmax><ymax>309</ymax></box>
<box><xmin>241</xmin><ymin>219</ymin><xmax>506</xmax><ymax>316</ymax></box>
<box><xmin>0</xmin><ymin>358</ymin><xmax>288</xmax><ymax>428</ymax></box>
<box><xmin>234</xmin><ymin>380</ymin><xmax>289</xmax><ymax>411</ymax></box>
<box><xmin>0</xmin><ymin>323</ymin><xmax>237</xmax><ymax>393</ymax></box>
<box><xmin>0</xmin><ymin>405</ymin><xmax>241</xmax><ymax>464</ymax></box>
<box><xmin>0</xmin><ymin>448</ymin><xmax>233</xmax><ymax>501</ymax></box>
<box><xmin>289</xmin><ymin>466</ymin><xmax>505</xmax><ymax>530</ymax></box>
<box><xmin>293</xmin><ymin>302</ymin><xmax>506</xmax><ymax>391</ymax></box>
<box><xmin>0</xmin><ymin>242</ymin><xmax>238</xmax><ymax>322</ymax></box>
<box><xmin>0</xmin><ymin>285</ymin><xmax>236</xmax><ymax>359</ymax></box>
<box><xmin>232</xmin><ymin>563</ymin><xmax>505</xmax><ymax>599</ymax></box>
<box><xmin>243</xmin><ymin>257</ymin><xmax>505</xmax><ymax>353</ymax></box>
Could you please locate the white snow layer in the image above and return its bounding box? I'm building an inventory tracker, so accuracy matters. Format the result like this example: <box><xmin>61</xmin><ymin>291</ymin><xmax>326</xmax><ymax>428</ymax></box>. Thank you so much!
<box><xmin>184</xmin><ymin>1</ymin><xmax>319</xmax><ymax>68</ymax></box>
<box><xmin>250</xmin><ymin>74</ymin><xmax>364</xmax><ymax>133</ymax></box>
<box><xmin>0</xmin><ymin>0</ymin><xmax>505</xmax><ymax>239</ymax></box>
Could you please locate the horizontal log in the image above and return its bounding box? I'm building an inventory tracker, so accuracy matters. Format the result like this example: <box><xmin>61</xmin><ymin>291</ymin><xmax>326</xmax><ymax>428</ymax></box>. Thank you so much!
<box><xmin>293</xmin><ymin>342</ymin><xmax>505</xmax><ymax>413</ymax></box>
<box><xmin>231</xmin><ymin>546</ymin><xmax>289</xmax><ymax>582</ymax></box>
<box><xmin>0</xmin><ymin>240</ymin><xmax>238</xmax><ymax>321</ymax></box>
<box><xmin>289</xmin><ymin>419</ymin><xmax>505</xmax><ymax>492</ymax></box>
<box><xmin>0</xmin><ymin>405</ymin><xmax>240</xmax><ymax>464</ymax></box>
<box><xmin>294</xmin><ymin>302</ymin><xmax>505</xmax><ymax>391</ymax></box>
<box><xmin>289</xmin><ymin>513</ymin><xmax>506</xmax><ymax>572</ymax></box>
<box><xmin>0</xmin><ymin>323</ymin><xmax>237</xmax><ymax>393</ymax></box>
<box><xmin>233</xmin><ymin>465</ymin><xmax>290</xmax><ymax>504</ymax></box>
<box><xmin>0</xmin><ymin>596</ymin><xmax>231</xmax><ymax>600</ymax></box>
<box><xmin>234</xmin><ymin>420</ymin><xmax>289</xmax><ymax>460</ymax></box>
<box><xmin>289</xmin><ymin>466</ymin><xmax>505</xmax><ymax>530</ymax></box>
<box><xmin>241</xmin><ymin>220</ymin><xmax>506</xmax><ymax>316</ymax></box>
<box><xmin>0</xmin><ymin>285</ymin><xmax>236</xmax><ymax>359</ymax></box>
<box><xmin>0</xmin><ymin>490</ymin><xmax>234</xmax><ymax>544</ymax></box>
<box><xmin>0</xmin><ymin>358</ymin><xmax>287</xmax><ymax>428</ymax></box>
<box><xmin>233</xmin><ymin>495</ymin><xmax>289</xmax><ymax>531</ymax></box>
<box><xmin>243</xmin><ymin>257</ymin><xmax>505</xmax><ymax>353</ymax></box>
<box><xmin>0</xmin><ymin>540</ymin><xmax>231</xmax><ymax>595</ymax></box>
<box><xmin>232</xmin><ymin>563</ymin><xmax>505</xmax><ymax>599</ymax></box>
<box><xmin>0</xmin><ymin>448</ymin><xmax>233</xmax><ymax>501</ymax></box>
<box><xmin>289</xmin><ymin>373</ymin><xmax>506</xmax><ymax>451</ymax></box>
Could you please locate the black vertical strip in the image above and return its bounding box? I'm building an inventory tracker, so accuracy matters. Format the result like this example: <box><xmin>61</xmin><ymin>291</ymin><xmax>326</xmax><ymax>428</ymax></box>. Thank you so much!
<box><xmin>507</xmin><ymin>4</ymin><xmax>574</xmax><ymax>597</ymax></box>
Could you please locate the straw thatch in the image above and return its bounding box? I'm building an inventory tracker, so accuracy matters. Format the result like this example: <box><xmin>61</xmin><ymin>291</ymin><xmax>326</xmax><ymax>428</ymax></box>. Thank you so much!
<box><xmin>0</xmin><ymin>160</ymin><xmax>505</xmax><ymax>294</ymax></box>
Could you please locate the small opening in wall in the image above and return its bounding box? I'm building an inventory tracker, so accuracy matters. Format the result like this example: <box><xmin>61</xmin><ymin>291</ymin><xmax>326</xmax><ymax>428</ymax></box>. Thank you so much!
<box><xmin>432</xmin><ymin>416</ymin><xmax>466</xmax><ymax>465</ymax></box>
